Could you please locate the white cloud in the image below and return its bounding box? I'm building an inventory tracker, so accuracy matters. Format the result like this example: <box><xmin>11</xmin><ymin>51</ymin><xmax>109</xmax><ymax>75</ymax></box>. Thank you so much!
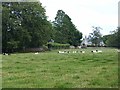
<box><xmin>40</xmin><ymin>0</ymin><xmax>118</xmax><ymax>36</ymax></box>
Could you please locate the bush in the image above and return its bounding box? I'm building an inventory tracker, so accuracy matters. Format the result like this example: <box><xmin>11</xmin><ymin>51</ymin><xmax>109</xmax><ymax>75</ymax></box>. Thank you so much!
<box><xmin>47</xmin><ymin>42</ymin><xmax>70</xmax><ymax>50</ymax></box>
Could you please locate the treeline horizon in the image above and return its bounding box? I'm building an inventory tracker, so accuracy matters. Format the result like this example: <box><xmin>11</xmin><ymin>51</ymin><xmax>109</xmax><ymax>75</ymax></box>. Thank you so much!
<box><xmin>2</xmin><ymin>2</ymin><xmax>82</xmax><ymax>53</ymax></box>
<box><xmin>2</xmin><ymin>2</ymin><xmax>120</xmax><ymax>53</ymax></box>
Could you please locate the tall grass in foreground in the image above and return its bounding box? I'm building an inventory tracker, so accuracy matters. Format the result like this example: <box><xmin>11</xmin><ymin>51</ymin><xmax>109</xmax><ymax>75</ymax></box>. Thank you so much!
<box><xmin>2</xmin><ymin>47</ymin><xmax>118</xmax><ymax>88</ymax></box>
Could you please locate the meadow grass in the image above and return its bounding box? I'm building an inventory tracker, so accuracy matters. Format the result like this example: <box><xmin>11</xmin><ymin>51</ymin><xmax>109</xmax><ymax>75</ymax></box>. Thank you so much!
<box><xmin>2</xmin><ymin>47</ymin><xmax>118</xmax><ymax>88</ymax></box>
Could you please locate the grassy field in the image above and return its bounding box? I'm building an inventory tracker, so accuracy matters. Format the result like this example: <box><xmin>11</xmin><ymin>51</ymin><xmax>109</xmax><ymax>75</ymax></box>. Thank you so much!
<box><xmin>2</xmin><ymin>47</ymin><xmax>118</xmax><ymax>88</ymax></box>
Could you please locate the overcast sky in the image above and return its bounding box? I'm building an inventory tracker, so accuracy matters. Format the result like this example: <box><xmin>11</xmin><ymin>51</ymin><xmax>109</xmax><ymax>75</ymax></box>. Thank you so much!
<box><xmin>40</xmin><ymin>0</ymin><xmax>119</xmax><ymax>37</ymax></box>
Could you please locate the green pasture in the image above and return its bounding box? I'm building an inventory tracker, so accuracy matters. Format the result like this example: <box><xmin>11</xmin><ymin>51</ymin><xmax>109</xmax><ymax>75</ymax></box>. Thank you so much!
<box><xmin>2</xmin><ymin>47</ymin><xmax>118</xmax><ymax>88</ymax></box>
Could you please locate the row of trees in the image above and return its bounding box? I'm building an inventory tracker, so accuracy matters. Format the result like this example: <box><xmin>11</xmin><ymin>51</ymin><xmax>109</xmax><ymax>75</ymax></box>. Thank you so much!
<box><xmin>86</xmin><ymin>26</ymin><xmax>119</xmax><ymax>48</ymax></box>
<box><xmin>2</xmin><ymin>2</ymin><xmax>82</xmax><ymax>53</ymax></box>
<box><xmin>102</xmin><ymin>27</ymin><xmax>120</xmax><ymax>48</ymax></box>
<box><xmin>2</xmin><ymin>2</ymin><xmax>119</xmax><ymax>53</ymax></box>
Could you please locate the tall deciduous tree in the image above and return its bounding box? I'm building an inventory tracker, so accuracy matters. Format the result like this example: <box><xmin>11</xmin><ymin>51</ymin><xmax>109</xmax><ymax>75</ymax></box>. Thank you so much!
<box><xmin>88</xmin><ymin>26</ymin><xmax>102</xmax><ymax>46</ymax></box>
<box><xmin>2</xmin><ymin>2</ymin><xmax>53</xmax><ymax>52</ymax></box>
<box><xmin>103</xmin><ymin>27</ymin><xmax>120</xmax><ymax>48</ymax></box>
<box><xmin>53</xmin><ymin>10</ymin><xmax>82</xmax><ymax>46</ymax></box>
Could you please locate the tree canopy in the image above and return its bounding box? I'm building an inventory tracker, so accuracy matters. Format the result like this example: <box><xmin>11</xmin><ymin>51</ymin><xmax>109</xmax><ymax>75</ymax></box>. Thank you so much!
<box><xmin>53</xmin><ymin>10</ymin><xmax>82</xmax><ymax>47</ymax></box>
<box><xmin>103</xmin><ymin>27</ymin><xmax>120</xmax><ymax>48</ymax></box>
<box><xmin>88</xmin><ymin>26</ymin><xmax>102</xmax><ymax>46</ymax></box>
<box><xmin>2</xmin><ymin>2</ymin><xmax>53</xmax><ymax>52</ymax></box>
<box><xmin>2</xmin><ymin>3</ymin><xmax>83</xmax><ymax>53</ymax></box>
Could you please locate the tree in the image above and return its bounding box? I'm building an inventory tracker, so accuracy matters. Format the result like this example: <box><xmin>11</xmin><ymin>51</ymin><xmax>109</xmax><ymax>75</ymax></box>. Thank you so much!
<box><xmin>103</xmin><ymin>27</ymin><xmax>120</xmax><ymax>48</ymax></box>
<box><xmin>102</xmin><ymin>34</ymin><xmax>111</xmax><ymax>45</ymax></box>
<box><xmin>88</xmin><ymin>26</ymin><xmax>102</xmax><ymax>46</ymax></box>
<box><xmin>53</xmin><ymin>10</ymin><xmax>82</xmax><ymax>46</ymax></box>
<box><xmin>2</xmin><ymin>2</ymin><xmax>53</xmax><ymax>53</ymax></box>
<box><xmin>117</xmin><ymin>27</ymin><xmax>120</xmax><ymax>48</ymax></box>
